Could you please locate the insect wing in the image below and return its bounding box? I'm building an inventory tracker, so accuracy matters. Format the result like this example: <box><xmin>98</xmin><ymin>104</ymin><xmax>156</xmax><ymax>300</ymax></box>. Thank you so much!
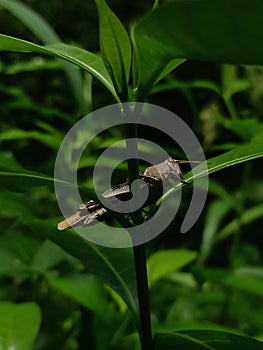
<box><xmin>57</xmin><ymin>212</ymin><xmax>88</xmax><ymax>230</ymax></box>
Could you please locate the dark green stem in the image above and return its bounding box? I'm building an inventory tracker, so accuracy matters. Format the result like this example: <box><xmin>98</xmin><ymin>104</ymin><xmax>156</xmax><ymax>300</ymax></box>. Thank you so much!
<box><xmin>124</xmin><ymin>115</ymin><xmax>153</xmax><ymax>350</ymax></box>
<box><xmin>133</xmin><ymin>244</ymin><xmax>153</xmax><ymax>350</ymax></box>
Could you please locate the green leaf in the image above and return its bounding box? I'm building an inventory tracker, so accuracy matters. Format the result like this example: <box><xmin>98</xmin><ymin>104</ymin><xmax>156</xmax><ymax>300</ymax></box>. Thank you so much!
<box><xmin>32</xmin><ymin>240</ymin><xmax>66</xmax><ymax>271</ymax></box>
<box><xmin>0</xmin><ymin>0</ymin><xmax>87</xmax><ymax>113</ymax></box>
<box><xmin>222</xmin><ymin>269</ymin><xmax>263</xmax><ymax>297</ymax></box>
<box><xmin>0</xmin><ymin>34</ymin><xmax>119</xmax><ymax>102</ymax></box>
<box><xmin>194</xmin><ymin>266</ymin><xmax>263</xmax><ymax>297</ymax></box>
<box><xmin>0</xmin><ymin>151</ymin><xmax>21</xmax><ymax>170</ymax></box>
<box><xmin>0</xmin><ymin>168</ymin><xmax>55</xmax><ymax>192</ymax></box>
<box><xmin>0</xmin><ymin>301</ymin><xmax>41</xmax><ymax>350</ymax></box>
<box><xmin>1</xmin><ymin>136</ymin><xmax>262</xmax><ymax>314</ymax></box>
<box><xmin>133</xmin><ymin>0</ymin><xmax>263</xmax><ymax>99</ymax></box>
<box><xmin>153</xmin><ymin>58</ymin><xmax>185</xmax><ymax>85</ymax></box>
<box><xmin>50</xmin><ymin>274</ymin><xmax>109</xmax><ymax>319</ymax></box>
<box><xmin>154</xmin><ymin>330</ymin><xmax>263</xmax><ymax>349</ymax></box>
<box><xmin>147</xmin><ymin>249</ymin><xmax>197</xmax><ymax>286</ymax></box>
<box><xmin>198</xmin><ymin>200</ymin><xmax>231</xmax><ymax>265</ymax></box>
<box><xmin>186</xmin><ymin>137</ymin><xmax>263</xmax><ymax>183</ymax></box>
<box><xmin>5</xmin><ymin>57</ymin><xmax>61</xmax><ymax>74</ymax></box>
<box><xmin>215</xmin><ymin>204</ymin><xmax>263</xmax><ymax>243</ymax></box>
<box><xmin>33</xmin><ymin>219</ymin><xmax>138</xmax><ymax>317</ymax></box>
<box><xmin>0</xmin><ymin>190</ymin><xmax>34</xmax><ymax>220</ymax></box>
<box><xmin>95</xmin><ymin>0</ymin><xmax>131</xmax><ymax>96</ymax></box>
<box><xmin>216</xmin><ymin>117</ymin><xmax>263</xmax><ymax>142</ymax></box>
<box><xmin>1</xmin><ymin>127</ymin><xmax>63</xmax><ymax>150</ymax></box>
<box><xmin>0</xmin><ymin>0</ymin><xmax>59</xmax><ymax>43</ymax></box>
<box><xmin>221</xmin><ymin>65</ymin><xmax>251</xmax><ymax>100</ymax></box>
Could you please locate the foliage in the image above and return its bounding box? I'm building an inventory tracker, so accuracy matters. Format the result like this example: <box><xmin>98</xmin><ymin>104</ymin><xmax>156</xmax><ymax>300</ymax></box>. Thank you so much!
<box><xmin>0</xmin><ymin>0</ymin><xmax>263</xmax><ymax>349</ymax></box>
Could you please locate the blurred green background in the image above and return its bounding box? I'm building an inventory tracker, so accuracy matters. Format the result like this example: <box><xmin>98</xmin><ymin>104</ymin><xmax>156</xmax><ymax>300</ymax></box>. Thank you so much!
<box><xmin>0</xmin><ymin>1</ymin><xmax>263</xmax><ymax>349</ymax></box>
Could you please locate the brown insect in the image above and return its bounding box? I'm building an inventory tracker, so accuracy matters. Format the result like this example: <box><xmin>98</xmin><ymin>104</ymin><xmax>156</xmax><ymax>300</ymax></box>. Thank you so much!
<box><xmin>57</xmin><ymin>157</ymin><xmax>203</xmax><ymax>230</ymax></box>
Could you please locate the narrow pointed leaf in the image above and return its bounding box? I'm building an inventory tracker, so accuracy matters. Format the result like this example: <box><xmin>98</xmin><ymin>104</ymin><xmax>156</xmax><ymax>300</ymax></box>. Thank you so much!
<box><xmin>0</xmin><ymin>34</ymin><xmax>119</xmax><ymax>102</ymax></box>
<box><xmin>185</xmin><ymin>137</ymin><xmax>263</xmax><ymax>183</ymax></box>
<box><xmin>95</xmin><ymin>0</ymin><xmax>131</xmax><ymax>96</ymax></box>
<box><xmin>155</xmin><ymin>330</ymin><xmax>263</xmax><ymax>349</ymax></box>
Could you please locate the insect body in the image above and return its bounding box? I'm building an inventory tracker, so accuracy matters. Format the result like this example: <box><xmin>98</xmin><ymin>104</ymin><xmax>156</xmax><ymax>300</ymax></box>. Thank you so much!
<box><xmin>57</xmin><ymin>157</ymin><xmax>202</xmax><ymax>230</ymax></box>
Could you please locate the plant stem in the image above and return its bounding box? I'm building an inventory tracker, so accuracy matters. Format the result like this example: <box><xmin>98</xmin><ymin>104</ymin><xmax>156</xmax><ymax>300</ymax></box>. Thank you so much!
<box><xmin>133</xmin><ymin>244</ymin><xmax>153</xmax><ymax>350</ymax></box>
<box><xmin>124</xmin><ymin>115</ymin><xmax>153</xmax><ymax>349</ymax></box>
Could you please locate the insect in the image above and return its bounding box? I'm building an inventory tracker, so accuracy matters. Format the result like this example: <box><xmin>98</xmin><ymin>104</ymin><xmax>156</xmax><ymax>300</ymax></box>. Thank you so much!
<box><xmin>57</xmin><ymin>157</ymin><xmax>203</xmax><ymax>230</ymax></box>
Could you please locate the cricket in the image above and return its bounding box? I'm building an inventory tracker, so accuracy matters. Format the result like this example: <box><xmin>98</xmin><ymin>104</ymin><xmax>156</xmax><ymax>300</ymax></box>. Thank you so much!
<box><xmin>57</xmin><ymin>157</ymin><xmax>204</xmax><ymax>230</ymax></box>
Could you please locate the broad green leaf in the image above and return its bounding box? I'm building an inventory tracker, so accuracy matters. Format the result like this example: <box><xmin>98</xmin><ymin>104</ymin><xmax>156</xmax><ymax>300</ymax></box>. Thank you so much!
<box><xmin>95</xmin><ymin>0</ymin><xmax>131</xmax><ymax>96</ymax></box>
<box><xmin>133</xmin><ymin>0</ymin><xmax>263</xmax><ymax>100</ymax></box>
<box><xmin>154</xmin><ymin>330</ymin><xmax>263</xmax><ymax>349</ymax></box>
<box><xmin>50</xmin><ymin>274</ymin><xmax>109</xmax><ymax>319</ymax></box>
<box><xmin>0</xmin><ymin>0</ymin><xmax>87</xmax><ymax>112</ymax></box>
<box><xmin>147</xmin><ymin>249</ymin><xmax>197</xmax><ymax>286</ymax></box>
<box><xmin>0</xmin><ymin>34</ymin><xmax>119</xmax><ymax>102</ymax></box>
<box><xmin>0</xmin><ymin>301</ymin><xmax>41</xmax><ymax>350</ymax></box>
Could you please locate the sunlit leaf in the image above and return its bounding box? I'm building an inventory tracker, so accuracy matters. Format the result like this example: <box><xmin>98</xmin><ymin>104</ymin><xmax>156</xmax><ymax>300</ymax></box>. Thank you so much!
<box><xmin>147</xmin><ymin>249</ymin><xmax>197</xmax><ymax>286</ymax></box>
<box><xmin>0</xmin><ymin>301</ymin><xmax>41</xmax><ymax>350</ymax></box>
